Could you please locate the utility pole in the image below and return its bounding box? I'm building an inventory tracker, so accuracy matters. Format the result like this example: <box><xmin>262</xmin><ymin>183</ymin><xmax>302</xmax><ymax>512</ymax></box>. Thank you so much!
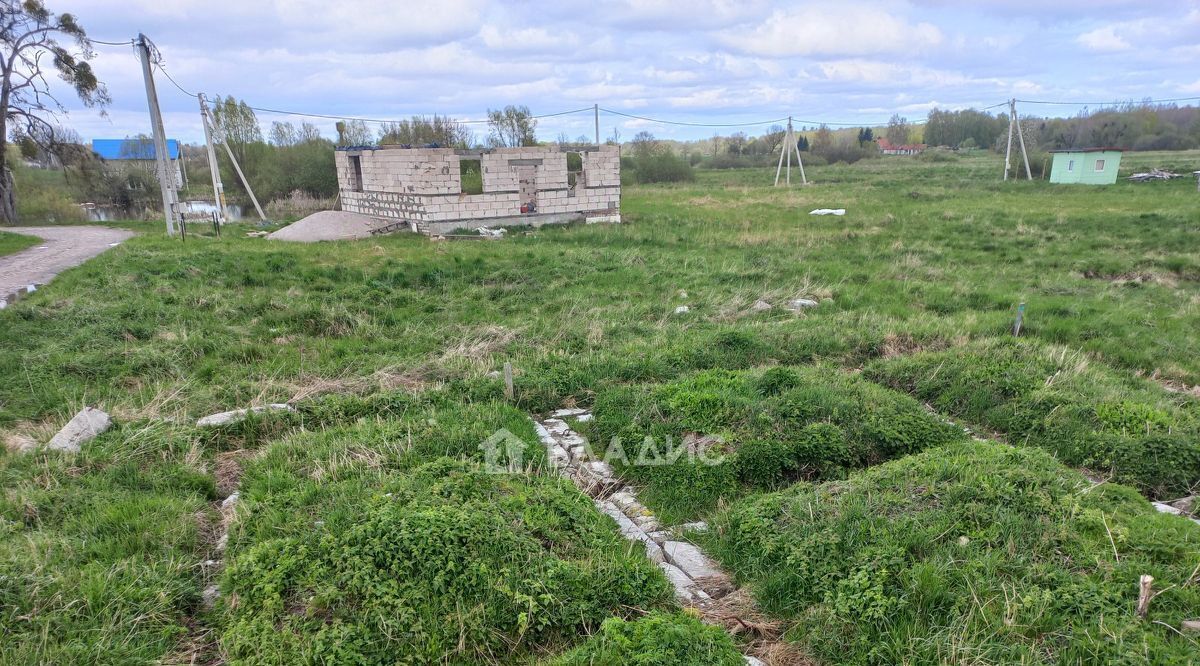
<box><xmin>774</xmin><ymin>116</ymin><xmax>807</xmax><ymax>186</ymax></box>
<box><xmin>198</xmin><ymin>93</ymin><xmax>228</xmax><ymax>223</ymax></box>
<box><xmin>136</xmin><ymin>33</ymin><xmax>178</xmax><ymax>235</ymax></box>
<box><xmin>1003</xmin><ymin>98</ymin><xmax>1032</xmax><ymax>181</ymax></box>
<box><xmin>594</xmin><ymin>103</ymin><xmax>600</xmax><ymax>146</ymax></box>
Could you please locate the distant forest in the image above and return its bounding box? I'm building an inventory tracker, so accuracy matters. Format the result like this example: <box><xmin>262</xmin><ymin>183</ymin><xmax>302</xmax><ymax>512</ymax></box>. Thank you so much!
<box><xmin>924</xmin><ymin>102</ymin><xmax>1200</xmax><ymax>152</ymax></box>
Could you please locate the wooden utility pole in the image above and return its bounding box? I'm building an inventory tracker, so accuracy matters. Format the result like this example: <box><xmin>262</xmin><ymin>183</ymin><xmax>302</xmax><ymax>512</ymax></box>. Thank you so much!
<box><xmin>200</xmin><ymin>100</ymin><xmax>267</xmax><ymax>223</ymax></box>
<box><xmin>136</xmin><ymin>34</ymin><xmax>178</xmax><ymax>235</ymax></box>
<box><xmin>198</xmin><ymin>93</ymin><xmax>228</xmax><ymax>223</ymax></box>
<box><xmin>774</xmin><ymin>117</ymin><xmax>807</xmax><ymax>186</ymax></box>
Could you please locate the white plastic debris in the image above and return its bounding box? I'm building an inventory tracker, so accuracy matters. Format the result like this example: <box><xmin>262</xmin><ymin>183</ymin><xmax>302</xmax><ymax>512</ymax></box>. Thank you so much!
<box><xmin>674</xmin><ymin>305</ymin><xmax>690</xmax><ymax>314</ymax></box>
<box><xmin>476</xmin><ymin>226</ymin><xmax>506</xmax><ymax>237</ymax></box>
<box><xmin>809</xmin><ymin>208</ymin><xmax>846</xmax><ymax>216</ymax></box>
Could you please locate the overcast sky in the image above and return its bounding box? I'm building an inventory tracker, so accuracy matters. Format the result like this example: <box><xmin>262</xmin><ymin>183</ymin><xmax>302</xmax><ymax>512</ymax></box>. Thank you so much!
<box><xmin>47</xmin><ymin>0</ymin><xmax>1200</xmax><ymax>144</ymax></box>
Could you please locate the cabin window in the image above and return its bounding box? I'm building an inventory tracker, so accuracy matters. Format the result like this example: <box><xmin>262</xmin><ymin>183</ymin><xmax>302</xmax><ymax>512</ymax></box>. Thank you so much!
<box><xmin>348</xmin><ymin>155</ymin><xmax>363</xmax><ymax>192</ymax></box>
<box><xmin>1067</xmin><ymin>159</ymin><xmax>1075</xmax><ymax>172</ymax></box>
<box><xmin>1094</xmin><ymin>159</ymin><xmax>1105</xmax><ymax>171</ymax></box>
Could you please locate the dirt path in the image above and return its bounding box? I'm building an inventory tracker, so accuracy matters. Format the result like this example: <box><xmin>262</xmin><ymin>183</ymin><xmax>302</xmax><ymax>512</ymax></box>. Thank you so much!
<box><xmin>0</xmin><ymin>226</ymin><xmax>134</xmax><ymax>303</ymax></box>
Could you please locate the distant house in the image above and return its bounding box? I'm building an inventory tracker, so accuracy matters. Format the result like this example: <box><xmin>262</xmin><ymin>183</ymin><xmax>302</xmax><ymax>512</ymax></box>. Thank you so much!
<box><xmin>91</xmin><ymin>138</ymin><xmax>184</xmax><ymax>187</ymax></box>
<box><xmin>876</xmin><ymin>138</ymin><xmax>926</xmax><ymax>155</ymax></box>
<box><xmin>1049</xmin><ymin>148</ymin><xmax>1122</xmax><ymax>185</ymax></box>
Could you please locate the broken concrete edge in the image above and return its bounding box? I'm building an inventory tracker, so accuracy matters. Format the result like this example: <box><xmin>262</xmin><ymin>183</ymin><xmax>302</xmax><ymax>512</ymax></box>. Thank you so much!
<box><xmin>195</xmin><ymin>403</ymin><xmax>296</xmax><ymax>428</ymax></box>
<box><xmin>44</xmin><ymin>406</ymin><xmax>112</xmax><ymax>453</ymax></box>
<box><xmin>533</xmin><ymin>410</ymin><xmax>767</xmax><ymax>663</ymax></box>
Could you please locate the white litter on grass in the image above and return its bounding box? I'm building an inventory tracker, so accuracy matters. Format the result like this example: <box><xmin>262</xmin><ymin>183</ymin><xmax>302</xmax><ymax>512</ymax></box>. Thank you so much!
<box><xmin>809</xmin><ymin>208</ymin><xmax>846</xmax><ymax>216</ymax></box>
<box><xmin>476</xmin><ymin>226</ymin><xmax>506</xmax><ymax>237</ymax></box>
<box><xmin>674</xmin><ymin>305</ymin><xmax>690</xmax><ymax>314</ymax></box>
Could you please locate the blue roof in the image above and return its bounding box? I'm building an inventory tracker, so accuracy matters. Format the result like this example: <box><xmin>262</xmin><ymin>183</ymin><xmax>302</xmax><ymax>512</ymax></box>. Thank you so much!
<box><xmin>91</xmin><ymin>138</ymin><xmax>180</xmax><ymax>160</ymax></box>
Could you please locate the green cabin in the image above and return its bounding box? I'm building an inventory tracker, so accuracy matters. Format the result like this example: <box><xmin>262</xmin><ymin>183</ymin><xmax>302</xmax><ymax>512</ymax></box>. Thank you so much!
<box><xmin>1049</xmin><ymin>148</ymin><xmax>1123</xmax><ymax>185</ymax></box>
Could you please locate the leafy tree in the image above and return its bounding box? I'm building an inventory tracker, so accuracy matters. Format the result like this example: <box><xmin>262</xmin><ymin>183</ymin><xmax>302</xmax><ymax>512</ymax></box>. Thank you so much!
<box><xmin>631</xmin><ymin>130</ymin><xmax>656</xmax><ymax>157</ymax></box>
<box><xmin>0</xmin><ymin>0</ymin><xmax>108</xmax><ymax>223</ymax></box>
<box><xmin>811</xmin><ymin>125</ymin><xmax>833</xmax><ymax>154</ymax></box>
<box><xmin>210</xmin><ymin>96</ymin><xmax>262</xmax><ymax>166</ymax></box>
<box><xmin>857</xmin><ymin>127</ymin><xmax>874</xmax><ymax>145</ymax></box>
<box><xmin>486</xmin><ymin>105</ymin><xmax>537</xmax><ymax>147</ymax></box>
<box><xmin>268</xmin><ymin>120</ymin><xmax>322</xmax><ymax>147</ymax></box>
<box><xmin>796</xmin><ymin>134</ymin><xmax>809</xmax><ymax>152</ymax></box>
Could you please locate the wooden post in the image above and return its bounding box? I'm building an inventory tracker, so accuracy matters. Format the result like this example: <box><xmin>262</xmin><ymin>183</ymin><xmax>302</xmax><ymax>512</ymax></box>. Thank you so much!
<box><xmin>1013</xmin><ymin>302</ymin><xmax>1025</xmax><ymax>337</ymax></box>
<box><xmin>1137</xmin><ymin>575</ymin><xmax>1154</xmax><ymax>618</ymax></box>
<box><xmin>503</xmin><ymin>362</ymin><xmax>514</xmax><ymax>400</ymax></box>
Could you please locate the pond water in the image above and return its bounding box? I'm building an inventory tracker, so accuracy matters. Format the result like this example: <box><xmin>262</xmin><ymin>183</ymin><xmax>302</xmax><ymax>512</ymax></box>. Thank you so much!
<box><xmin>84</xmin><ymin>201</ymin><xmax>247</xmax><ymax>222</ymax></box>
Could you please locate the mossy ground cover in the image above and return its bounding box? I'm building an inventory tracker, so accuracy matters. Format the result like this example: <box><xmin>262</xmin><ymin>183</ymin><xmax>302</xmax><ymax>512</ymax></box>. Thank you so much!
<box><xmin>2</xmin><ymin>151</ymin><xmax>1200</xmax><ymax>663</ymax></box>
<box><xmin>702</xmin><ymin>441</ymin><xmax>1200</xmax><ymax>665</ymax></box>
<box><xmin>0</xmin><ymin>229</ymin><xmax>39</xmax><ymax>258</ymax></box>
<box><xmin>585</xmin><ymin>366</ymin><xmax>964</xmax><ymax>523</ymax></box>
<box><xmin>217</xmin><ymin>400</ymin><xmax>675</xmax><ymax>664</ymax></box>
<box><xmin>865</xmin><ymin>339</ymin><xmax>1200</xmax><ymax>499</ymax></box>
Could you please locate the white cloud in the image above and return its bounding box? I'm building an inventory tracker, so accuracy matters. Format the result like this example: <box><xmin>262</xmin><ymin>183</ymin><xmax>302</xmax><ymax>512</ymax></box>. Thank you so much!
<box><xmin>1076</xmin><ymin>26</ymin><xmax>1132</xmax><ymax>51</ymax></box>
<box><xmin>721</xmin><ymin>6</ymin><xmax>944</xmax><ymax>57</ymax></box>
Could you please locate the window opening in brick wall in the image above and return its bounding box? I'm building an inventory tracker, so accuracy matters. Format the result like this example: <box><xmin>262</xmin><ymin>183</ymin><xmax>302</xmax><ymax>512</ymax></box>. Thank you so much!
<box><xmin>460</xmin><ymin>158</ymin><xmax>483</xmax><ymax>194</ymax></box>
<box><xmin>348</xmin><ymin>155</ymin><xmax>363</xmax><ymax>192</ymax></box>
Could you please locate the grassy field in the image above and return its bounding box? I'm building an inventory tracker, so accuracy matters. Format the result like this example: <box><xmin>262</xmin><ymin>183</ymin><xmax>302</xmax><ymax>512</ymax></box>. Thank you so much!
<box><xmin>2</xmin><ymin>150</ymin><xmax>1199</xmax><ymax>664</ymax></box>
<box><xmin>0</xmin><ymin>229</ymin><xmax>39</xmax><ymax>258</ymax></box>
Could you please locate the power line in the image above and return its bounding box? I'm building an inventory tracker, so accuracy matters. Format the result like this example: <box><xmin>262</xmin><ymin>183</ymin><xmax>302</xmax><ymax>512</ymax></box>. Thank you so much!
<box><xmin>1017</xmin><ymin>95</ymin><xmax>1200</xmax><ymax>107</ymax></box>
<box><xmin>600</xmin><ymin>108</ymin><xmax>790</xmax><ymax>127</ymax></box>
<box><xmin>155</xmin><ymin>64</ymin><xmax>198</xmax><ymax>99</ymax></box>
<box><xmin>89</xmin><ymin>37</ymin><xmax>134</xmax><ymax>46</ymax></box>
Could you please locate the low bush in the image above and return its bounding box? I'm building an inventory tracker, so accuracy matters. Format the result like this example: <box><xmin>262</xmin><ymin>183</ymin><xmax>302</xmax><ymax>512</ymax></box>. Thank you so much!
<box><xmin>553</xmin><ymin>611</ymin><xmax>745</xmax><ymax>665</ymax></box>
<box><xmin>864</xmin><ymin>339</ymin><xmax>1200</xmax><ymax>498</ymax></box>
<box><xmin>587</xmin><ymin>367</ymin><xmax>964</xmax><ymax>522</ymax></box>
<box><xmin>219</xmin><ymin>403</ymin><xmax>673</xmax><ymax>663</ymax></box>
<box><xmin>703</xmin><ymin>440</ymin><xmax>1200</xmax><ymax>665</ymax></box>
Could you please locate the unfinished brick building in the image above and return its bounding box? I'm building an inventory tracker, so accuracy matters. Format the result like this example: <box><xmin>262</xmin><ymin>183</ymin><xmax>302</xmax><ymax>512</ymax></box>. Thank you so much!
<box><xmin>334</xmin><ymin>145</ymin><xmax>621</xmax><ymax>234</ymax></box>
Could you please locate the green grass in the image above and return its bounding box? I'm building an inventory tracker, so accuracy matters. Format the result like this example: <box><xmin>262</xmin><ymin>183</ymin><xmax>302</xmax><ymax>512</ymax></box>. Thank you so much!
<box><xmin>218</xmin><ymin>399</ymin><xmax>673</xmax><ymax>663</ymax></box>
<box><xmin>865</xmin><ymin>339</ymin><xmax>1200</xmax><ymax>499</ymax></box>
<box><xmin>0</xmin><ymin>229</ymin><xmax>39</xmax><ymax>257</ymax></box>
<box><xmin>585</xmin><ymin>366</ymin><xmax>965</xmax><ymax>523</ymax></box>
<box><xmin>2</xmin><ymin>151</ymin><xmax>1200</xmax><ymax>664</ymax></box>
<box><xmin>703</xmin><ymin>440</ymin><xmax>1200</xmax><ymax>664</ymax></box>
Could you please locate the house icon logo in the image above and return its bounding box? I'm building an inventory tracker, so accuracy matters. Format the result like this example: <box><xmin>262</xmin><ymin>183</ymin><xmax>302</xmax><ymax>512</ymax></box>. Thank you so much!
<box><xmin>479</xmin><ymin>428</ymin><xmax>527</xmax><ymax>474</ymax></box>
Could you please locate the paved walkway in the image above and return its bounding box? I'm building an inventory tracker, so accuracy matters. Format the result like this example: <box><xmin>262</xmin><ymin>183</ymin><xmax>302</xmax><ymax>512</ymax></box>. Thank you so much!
<box><xmin>0</xmin><ymin>226</ymin><xmax>135</xmax><ymax>303</ymax></box>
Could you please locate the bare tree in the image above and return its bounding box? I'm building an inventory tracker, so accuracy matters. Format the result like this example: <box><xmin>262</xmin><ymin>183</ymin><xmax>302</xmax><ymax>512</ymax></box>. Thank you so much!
<box><xmin>885</xmin><ymin>114</ymin><xmax>910</xmax><ymax>146</ymax></box>
<box><xmin>486</xmin><ymin>105</ymin><xmax>537</xmax><ymax>147</ymax></box>
<box><xmin>0</xmin><ymin>0</ymin><xmax>108</xmax><ymax>223</ymax></box>
<box><xmin>335</xmin><ymin>119</ymin><xmax>373</xmax><ymax>147</ymax></box>
<box><xmin>379</xmin><ymin>115</ymin><xmax>471</xmax><ymax>148</ymax></box>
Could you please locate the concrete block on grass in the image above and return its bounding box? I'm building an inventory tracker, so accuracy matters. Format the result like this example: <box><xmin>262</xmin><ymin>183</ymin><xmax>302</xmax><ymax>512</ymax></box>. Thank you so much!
<box><xmin>46</xmin><ymin>406</ymin><xmax>111</xmax><ymax>452</ymax></box>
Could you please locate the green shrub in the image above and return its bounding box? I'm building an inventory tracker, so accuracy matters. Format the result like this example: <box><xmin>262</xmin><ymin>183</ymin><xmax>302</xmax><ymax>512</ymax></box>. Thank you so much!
<box><xmin>634</xmin><ymin>150</ymin><xmax>695</xmax><ymax>184</ymax></box>
<box><xmin>219</xmin><ymin>406</ymin><xmax>673</xmax><ymax>663</ymax></box>
<box><xmin>704</xmin><ymin>440</ymin><xmax>1200</xmax><ymax>665</ymax></box>
<box><xmin>588</xmin><ymin>367</ymin><xmax>964</xmax><ymax>521</ymax></box>
<box><xmin>554</xmin><ymin>611</ymin><xmax>745</xmax><ymax>665</ymax></box>
<box><xmin>865</xmin><ymin>339</ymin><xmax>1200</xmax><ymax>498</ymax></box>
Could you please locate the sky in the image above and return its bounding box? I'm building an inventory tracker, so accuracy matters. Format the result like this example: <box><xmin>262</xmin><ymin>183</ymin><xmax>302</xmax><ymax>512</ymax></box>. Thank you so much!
<box><xmin>42</xmin><ymin>0</ymin><xmax>1200</xmax><ymax>144</ymax></box>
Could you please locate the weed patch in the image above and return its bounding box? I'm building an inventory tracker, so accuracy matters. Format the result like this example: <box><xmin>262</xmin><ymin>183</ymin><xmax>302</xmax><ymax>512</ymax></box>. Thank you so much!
<box><xmin>865</xmin><ymin>339</ymin><xmax>1200</xmax><ymax>498</ymax></box>
<box><xmin>704</xmin><ymin>440</ymin><xmax>1200</xmax><ymax>664</ymax></box>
